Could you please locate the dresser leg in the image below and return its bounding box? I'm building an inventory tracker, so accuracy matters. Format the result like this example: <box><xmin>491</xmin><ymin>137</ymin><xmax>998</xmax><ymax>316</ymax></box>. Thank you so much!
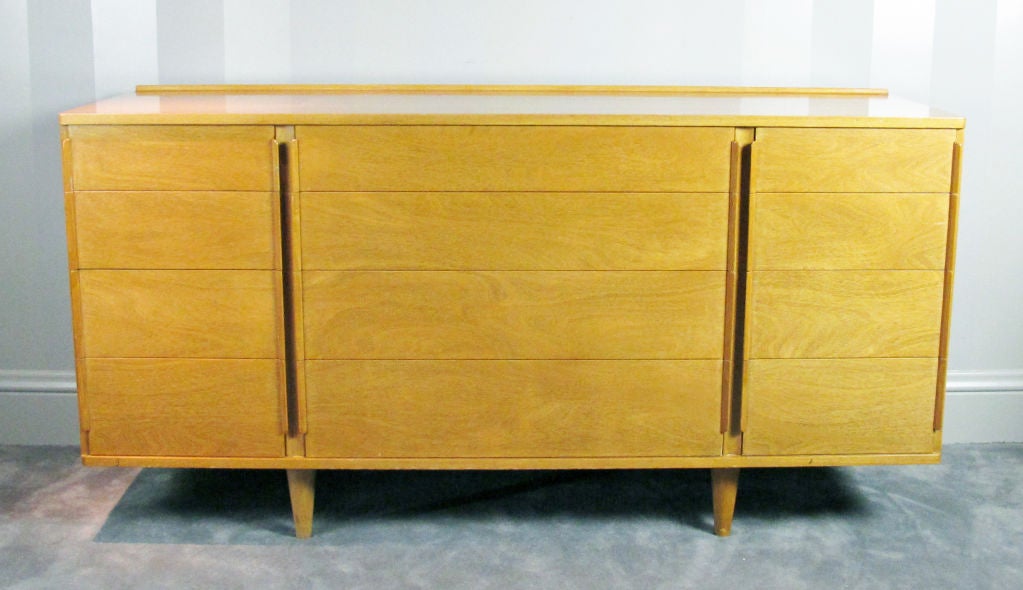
<box><xmin>711</xmin><ymin>468</ymin><xmax>739</xmax><ymax>536</ymax></box>
<box><xmin>287</xmin><ymin>469</ymin><xmax>316</xmax><ymax>538</ymax></box>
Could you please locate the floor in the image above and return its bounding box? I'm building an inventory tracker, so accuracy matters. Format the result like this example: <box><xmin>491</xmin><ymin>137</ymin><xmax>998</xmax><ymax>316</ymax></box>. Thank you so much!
<box><xmin>1</xmin><ymin>444</ymin><xmax>1020</xmax><ymax>589</ymax></box>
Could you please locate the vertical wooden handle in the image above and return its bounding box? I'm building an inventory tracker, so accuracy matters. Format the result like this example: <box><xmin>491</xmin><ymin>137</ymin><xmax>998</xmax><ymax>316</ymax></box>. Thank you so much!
<box><xmin>934</xmin><ymin>141</ymin><xmax>963</xmax><ymax>432</ymax></box>
<box><xmin>721</xmin><ymin>140</ymin><xmax>740</xmax><ymax>434</ymax></box>
<box><xmin>738</xmin><ymin>139</ymin><xmax>758</xmax><ymax>437</ymax></box>
<box><xmin>278</xmin><ymin>134</ymin><xmax>308</xmax><ymax>436</ymax></box>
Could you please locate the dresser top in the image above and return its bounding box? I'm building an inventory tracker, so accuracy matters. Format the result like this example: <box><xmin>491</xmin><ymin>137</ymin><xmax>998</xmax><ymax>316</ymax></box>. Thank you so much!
<box><xmin>60</xmin><ymin>85</ymin><xmax>964</xmax><ymax>128</ymax></box>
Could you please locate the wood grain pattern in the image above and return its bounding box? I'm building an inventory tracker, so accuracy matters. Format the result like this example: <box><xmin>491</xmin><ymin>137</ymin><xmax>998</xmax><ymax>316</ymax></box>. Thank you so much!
<box><xmin>754</xmin><ymin>128</ymin><xmax>955</xmax><ymax>193</ymax></box>
<box><xmin>74</xmin><ymin>192</ymin><xmax>277</xmax><ymax>270</ymax></box>
<box><xmin>57</xmin><ymin>88</ymin><xmax>966</xmax><ymax>539</ymax></box>
<box><xmin>61</xmin><ymin>87</ymin><xmax>965</xmax><ymax>129</ymax></box>
<box><xmin>304</xmin><ymin>360</ymin><xmax>723</xmax><ymax>458</ymax></box>
<box><xmin>302</xmin><ymin>271</ymin><xmax>726</xmax><ymax>360</ymax></box>
<box><xmin>712</xmin><ymin>468</ymin><xmax>739</xmax><ymax>536</ymax></box>
<box><xmin>62</xmin><ymin>133</ymin><xmax>79</xmax><ymax>270</ymax></box>
<box><xmin>935</xmin><ymin>357</ymin><xmax>949</xmax><ymax>433</ymax></box>
<box><xmin>287</xmin><ymin>470</ymin><xmax>316</xmax><ymax>538</ymax></box>
<box><xmin>61</xmin><ymin>129</ymin><xmax>74</xmax><ymax>192</ymax></box>
<box><xmin>68</xmin><ymin>271</ymin><xmax>89</xmax><ymax>437</ymax></box>
<box><xmin>749</xmin><ymin>193</ymin><xmax>949</xmax><ymax>270</ymax></box>
<box><xmin>63</xmin><ymin>135</ymin><xmax>81</xmax><ymax>449</ymax></box>
<box><xmin>269</xmin><ymin>137</ymin><xmax>284</xmax><ymax>273</ymax></box>
<box><xmin>743</xmin><ymin>358</ymin><xmax>938</xmax><ymax>455</ymax></box>
<box><xmin>69</xmin><ymin>125</ymin><xmax>274</xmax><ymax>191</ymax></box>
<box><xmin>279</xmin><ymin>130</ymin><xmax>308</xmax><ymax>437</ymax></box>
<box><xmin>935</xmin><ymin>137</ymin><xmax>964</xmax><ymax>430</ymax></box>
<box><xmin>62</xmin><ymin>113</ymin><xmax>966</xmax><ymax>130</ymax></box>
<box><xmin>137</xmin><ymin>84</ymin><xmax>889</xmax><ymax>97</ymax></box>
<box><xmin>297</xmin><ymin>125</ymin><xmax>733</xmax><ymax>192</ymax></box>
<box><xmin>81</xmin><ymin>451</ymin><xmax>942</xmax><ymax>470</ymax></box>
<box><xmin>748</xmin><ymin>270</ymin><xmax>945</xmax><ymax>359</ymax></box>
<box><xmin>85</xmin><ymin>358</ymin><xmax>284</xmax><ymax>457</ymax></box>
<box><xmin>722</xmin><ymin>129</ymin><xmax>754</xmax><ymax>450</ymax></box>
<box><xmin>300</xmin><ymin>192</ymin><xmax>728</xmax><ymax>271</ymax></box>
<box><xmin>79</xmin><ymin>270</ymin><xmax>279</xmax><ymax>358</ymax></box>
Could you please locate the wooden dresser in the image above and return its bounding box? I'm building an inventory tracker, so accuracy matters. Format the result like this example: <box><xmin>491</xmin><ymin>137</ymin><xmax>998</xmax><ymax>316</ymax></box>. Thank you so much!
<box><xmin>60</xmin><ymin>85</ymin><xmax>963</xmax><ymax>537</ymax></box>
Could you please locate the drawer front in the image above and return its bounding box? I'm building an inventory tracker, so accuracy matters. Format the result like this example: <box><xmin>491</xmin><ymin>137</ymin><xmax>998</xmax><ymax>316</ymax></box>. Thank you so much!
<box><xmin>748</xmin><ymin>270</ymin><xmax>944</xmax><ymax>359</ymax></box>
<box><xmin>85</xmin><ymin>358</ymin><xmax>284</xmax><ymax>457</ymax></box>
<box><xmin>303</xmin><ymin>271</ymin><xmax>725</xmax><ymax>360</ymax></box>
<box><xmin>749</xmin><ymin>193</ymin><xmax>949</xmax><ymax>270</ymax></box>
<box><xmin>743</xmin><ymin>358</ymin><xmax>938</xmax><ymax>455</ymax></box>
<box><xmin>69</xmin><ymin>125</ymin><xmax>275</xmax><ymax>191</ymax></box>
<box><xmin>754</xmin><ymin>128</ymin><xmax>954</xmax><ymax>193</ymax></box>
<box><xmin>297</xmin><ymin>125</ymin><xmax>733</xmax><ymax>192</ymax></box>
<box><xmin>301</xmin><ymin>192</ymin><xmax>728</xmax><ymax>271</ymax></box>
<box><xmin>304</xmin><ymin>360</ymin><xmax>723</xmax><ymax>458</ymax></box>
<box><xmin>79</xmin><ymin>270</ymin><xmax>279</xmax><ymax>358</ymax></box>
<box><xmin>75</xmin><ymin>192</ymin><xmax>277</xmax><ymax>270</ymax></box>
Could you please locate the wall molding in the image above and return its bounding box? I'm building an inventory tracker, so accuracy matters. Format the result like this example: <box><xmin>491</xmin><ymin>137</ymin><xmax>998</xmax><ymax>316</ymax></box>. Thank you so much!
<box><xmin>943</xmin><ymin>370</ymin><xmax>1023</xmax><ymax>444</ymax></box>
<box><xmin>0</xmin><ymin>370</ymin><xmax>79</xmax><ymax>445</ymax></box>
<box><xmin>0</xmin><ymin>368</ymin><xmax>1020</xmax><ymax>445</ymax></box>
<box><xmin>4</xmin><ymin>369</ymin><xmax>1020</xmax><ymax>395</ymax></box>
<box><xmin>0</xmin><ymin>369</ymin><xmax>77</xmax><ymax>393</ymax></box>
<box><xmin>946</xmin><ymin>369</ymin><xmax>1023</xmax><ymax>393</ymax></box>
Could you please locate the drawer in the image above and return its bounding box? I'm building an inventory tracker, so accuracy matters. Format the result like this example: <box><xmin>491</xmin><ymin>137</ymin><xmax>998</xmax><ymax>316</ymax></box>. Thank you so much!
<box><xmin>69</xmin><ymin>125</ymin><xmax>275</xmax><ymax>191</ymax></box>
<box><xmin>303</xmin><ymin>270</ymin><xmax>726</xmax><ymax>360</ymax></box>
<box><xmin>301</xmin><ymin>192</ymin><xmax>728</xmax><ymax>270</ymax></box>
<box><xmin>748</xmin><ymin>270</ymin><xmax>944</xmax><ymax>359</ymax></box>
<box><xmin>743</xmin><ymin>358</ymin><xmax>938</xmax><ymax>455</ymax></box>
<box><xmin>304</xmin><ymin>360</ymin><xmax>723</xmax><ymax>458</ymax></box>
<box><xmin>78</xmin><ymin>270</ymin><xmax>280</xmax><ymax>358</ymax></box>
<box><xmin>297</xmin><ymin>125</ymin><xmax>733</xmax><ymax>192</ymax></box>
<box><xmin>85</xmin><ymin>358</ymin><xmax>284</xmax><ymax>457</ymax></box>
<box><xmin>749</xmin><ymin>193</ymin><xmax>949</xmax><ymax>270</ymax></box>
<box><xmin>74</xmin><ymin>192</ymin><xmax>277</xmax><ymax>270</ymax></box>
<box><xmin>754</xmin><ymin>128</ymin><xmax>954</xmax><ymax>193</ymax></box>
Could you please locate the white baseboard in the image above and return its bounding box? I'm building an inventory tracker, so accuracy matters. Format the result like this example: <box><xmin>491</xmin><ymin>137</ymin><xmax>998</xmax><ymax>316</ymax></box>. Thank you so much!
<box><xmin>1</xmin><ymin>368</ymin><xmax>1021</xmax><ymax>446</ymax></box>
<box><xmin>0</xmin><ymin>370</ymin><xmax>79</xmax><ymax>445</ymax></box>
<box><xmin>943</xmin><ymin>370</ymin><xmax>1023</xmax><ymax>443</ymax></box>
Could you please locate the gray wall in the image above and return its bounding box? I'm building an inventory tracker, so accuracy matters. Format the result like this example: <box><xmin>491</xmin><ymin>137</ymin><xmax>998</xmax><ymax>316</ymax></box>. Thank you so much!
<box><xmin>2</xmin><ymin>0</ymin><xmax>1021</xmax><ymax>444</ymax></box>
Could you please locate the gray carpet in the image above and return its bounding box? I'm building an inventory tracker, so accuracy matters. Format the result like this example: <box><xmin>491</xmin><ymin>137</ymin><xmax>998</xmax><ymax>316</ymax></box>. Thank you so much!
<box><xmin>1</xmin><ymin>444</ymin><xmax>1021</xmax><ymax>589</ymax></box>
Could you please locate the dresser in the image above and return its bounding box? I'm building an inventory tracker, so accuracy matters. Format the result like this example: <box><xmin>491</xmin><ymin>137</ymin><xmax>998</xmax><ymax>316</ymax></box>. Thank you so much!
<box><xmin>60</xmin><ymin>85</ymin><xmax>963</xmax><ymax>537</ymax></box>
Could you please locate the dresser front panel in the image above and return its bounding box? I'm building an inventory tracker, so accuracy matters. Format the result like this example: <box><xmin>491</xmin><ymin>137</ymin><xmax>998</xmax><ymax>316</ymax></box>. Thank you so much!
<box><xmin>749</xmin><ymin>193</ymin><xmax>949</xmax><ymax>271</ymax></box>
<box><xmin>302</xmin><ymin>270</ymin><xmax>725</xmax><ymax>360</ymax></box>
<box><xmin>742</xmin><ymin>126</ymin><xmax>955</xmax><ymax>456</ymax></box>
<box><xmin>78</xmin><ymin>270</ymin><xmax>280</xmax><ymax>359</ymax></box>
<box><xmin>753</xmin><ymin>128</ymin><xmax>955</xmax><ymax>193</ymax></box>
<box><xmin>297</xmin><ymin>125</ymin><xmax>733</xmax><ymax>192</ymax></box>
<box><xmin>293</xmin><ymin>123</ymin><xmax>734</xmax><ymax>460</ymax></box>
<box><xmin>69</xmin><ymin>125</ymin><xmax>275</xmax><ymax>191</ymax></box>
<box><xmin>747</xmin><ymin>270</ymin><xmax>945</xmax><ymax>359</ymax></box>
<box><xmin>743</xmin><ymin>358</ymin><xmax>939</xmax><ymax>455</ymax></box>
<box><xmin>74</xmin><ymin>191</ymin><xmax>278</xmax><ymax>270</ymax></box>
<box><xmin>67</xmin><ymin>123</ymin><xmax>287</xmax><ymax>459</ymax></box>
<box><xmin>85</xmin><ymin>358</ymin><xmax>284</xmax><ymax>457</ymax></box>
<box><xmin>304</xmin><ymin>360</ymin><xmax>723</xmax><ymax>458</ymax></box>
<box><xmin>300</xmin><ymin>192</ymin><xmax>728</xmax><ymax>271</ymax></box>
<box><xmin>58</xmin><ymin>90</ymin><xmax>967</xmax><ymax>541</ymax></box>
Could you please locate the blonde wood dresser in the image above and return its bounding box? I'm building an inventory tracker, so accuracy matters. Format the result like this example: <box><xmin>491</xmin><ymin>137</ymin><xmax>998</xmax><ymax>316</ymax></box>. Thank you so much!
<box><xmin>60</xmin><ymin>85</ymin><xmax>963</xmax><ymax>537</ymax></box>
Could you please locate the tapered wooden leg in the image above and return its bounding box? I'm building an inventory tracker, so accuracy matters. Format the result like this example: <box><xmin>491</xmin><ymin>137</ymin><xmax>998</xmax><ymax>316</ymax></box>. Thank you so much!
<box><xmin>287</xmin><ymin>469</ymin><xmax>316</xmax><ymax>538</ymax></box>
<box><xmin>711</xmin><ymin>468</ymin><xmax>739</xmax><ymax>536</ymax></box>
